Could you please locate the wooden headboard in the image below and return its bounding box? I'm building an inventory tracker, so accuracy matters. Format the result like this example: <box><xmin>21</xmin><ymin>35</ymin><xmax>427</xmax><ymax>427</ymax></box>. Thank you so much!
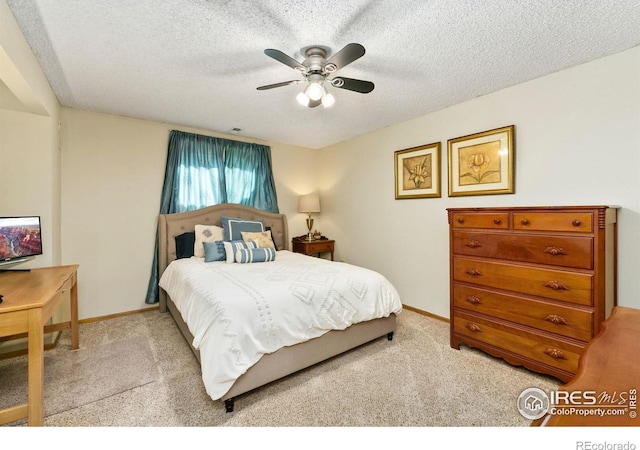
<box><xmin>157</xmin><ymin>203</ymin><xmax>289</xmax><ymax>311</ymax></box>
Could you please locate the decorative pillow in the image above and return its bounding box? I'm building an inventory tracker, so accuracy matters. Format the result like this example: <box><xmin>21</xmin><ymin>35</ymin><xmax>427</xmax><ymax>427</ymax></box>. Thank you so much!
<box><xmin>265</xmin><ymin>226</ymin><xmax>278</xmax><ymax>251</ymax></box>
<box><xmin>221</xmin><ymin>216</ymin><xmax>265</xmax><ymax>241</ymax></box>
<box><xmin>175</xmin><ymin>232</ymin><xmax>195</xmax><ymax>259</ymax></box>
<box><xmin>194</xmin><ymin>224</ymin><xmax>224</xmax><ymax>258</ymax></box>
<box><xmin>222</xmin><ymin>239</ymin><xmax>258</xmax><ymax>263</ymax></box>
<box><xmin>241</xmin><ymin>230</ymin><xmax>275</xmax><ymax>249</ymax></box>
<box><xmin>203</xmin><ymin>240</ymin><xmax>226</xmax><ymax>262</ymax></box>
<box><xmin>235</xmin><ymin>247</ymin><xmax>277</xmax><ymax>264</ymax></box>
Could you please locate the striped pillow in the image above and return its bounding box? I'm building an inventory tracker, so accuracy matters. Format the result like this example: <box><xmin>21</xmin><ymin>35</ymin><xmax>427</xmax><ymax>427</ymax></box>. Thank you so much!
<box><xmin>222</xmin><ymin>240</ymin><xmax>258</xmax><ymax>263</ymax></box>
<box><xmin>235</xmin><ymin>247</ymin><xmax>276</xmax><ymax>264</ymax></box>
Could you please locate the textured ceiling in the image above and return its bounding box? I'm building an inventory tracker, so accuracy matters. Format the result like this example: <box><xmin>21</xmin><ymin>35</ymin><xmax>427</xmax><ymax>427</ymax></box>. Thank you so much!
<box><xmin>7</xmin><ymin>0</ymin><xmax>640</xmax><ymax>149</ymax></box>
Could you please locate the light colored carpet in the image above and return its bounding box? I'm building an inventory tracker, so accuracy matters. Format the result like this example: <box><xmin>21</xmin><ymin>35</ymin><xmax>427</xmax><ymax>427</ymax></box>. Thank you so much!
<box><xmin>0</xmin><ymin>336</ymin><xmax>158</xmax><ymax>424</ymax></box>
<box><xmin>0</xmin><ymin>308</ymin><xmax>562</xmax><ymax>427</ymax></box>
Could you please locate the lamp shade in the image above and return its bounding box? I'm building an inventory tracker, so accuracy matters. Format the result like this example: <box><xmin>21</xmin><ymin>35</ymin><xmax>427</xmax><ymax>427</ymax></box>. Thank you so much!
<box><xmin>298</xmin><ymin>194</ymin><xmax>320</xmax><ymax>213</ymax></box>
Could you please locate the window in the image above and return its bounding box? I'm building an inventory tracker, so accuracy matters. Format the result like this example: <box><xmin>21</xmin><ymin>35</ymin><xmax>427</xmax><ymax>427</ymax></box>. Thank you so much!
<box><xmin>145</xmin><ymin>130</ymin><xmax>279</xmax><ymax>304</ymax></box>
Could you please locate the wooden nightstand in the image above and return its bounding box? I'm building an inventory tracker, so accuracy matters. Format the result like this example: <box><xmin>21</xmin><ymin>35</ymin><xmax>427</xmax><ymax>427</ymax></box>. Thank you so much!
<box><xmin>292</xmin><ymin>238</ymin><xmax>335</xmax><ymax>261</ymax></box>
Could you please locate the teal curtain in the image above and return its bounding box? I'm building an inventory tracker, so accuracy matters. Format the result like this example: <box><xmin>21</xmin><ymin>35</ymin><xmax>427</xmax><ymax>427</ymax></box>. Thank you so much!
<box><xmin>144</xmin><ymin>130</ymin><xmax>279</xmax><ymax>304</ymax></box>
<box><xmin>224</xmin><ymin>141</ymin><xmax>279</xmax><ymax>213</ymax></box>
<box><xmin>161</xmin><ymin>130</ymin><xmax>227</xmax><ymax>213</ymax></box>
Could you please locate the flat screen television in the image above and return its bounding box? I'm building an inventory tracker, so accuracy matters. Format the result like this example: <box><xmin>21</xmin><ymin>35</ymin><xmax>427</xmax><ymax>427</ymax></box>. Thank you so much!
<box><xmin>0</xmin><ymin>216</ymin><xmax>43</xmax><ymax>267</ymax></box>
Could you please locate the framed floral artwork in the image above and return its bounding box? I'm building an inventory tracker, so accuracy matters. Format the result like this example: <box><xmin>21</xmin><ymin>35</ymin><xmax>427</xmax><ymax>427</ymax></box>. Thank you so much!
<box><xmin>447</xmin><ymin>125</ymin><xmax>515</xmax><ymax>196</ymax></box>
<box><xmin>394</xmin><ymin>142</ymin><xmax>441</xmax><ymax>199</ymax></box>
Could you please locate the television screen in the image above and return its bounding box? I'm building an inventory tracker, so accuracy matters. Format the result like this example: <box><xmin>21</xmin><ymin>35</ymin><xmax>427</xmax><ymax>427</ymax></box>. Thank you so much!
<box><xmin>0</xmin><ymin>216</ymin><xmax>43</xmax><ymax>264</ymax></box>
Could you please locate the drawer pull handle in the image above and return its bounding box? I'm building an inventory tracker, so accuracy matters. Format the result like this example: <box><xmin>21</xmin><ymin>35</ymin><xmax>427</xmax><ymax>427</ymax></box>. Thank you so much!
<box><xmin>465</xmin><ymin>240</ymin><xmax>482</xmax><ymax>248</ymax></box>
<box><xmin>544</xmin><ymin>347</ymin><xmax>567</xmax><ymax>360</ymax></box>
<box><xmin>544</xmin><ymin>246</ymin><xmax>567</xmax><ymax>256</ymax></box>
<box><xmin>544</xmin><ymin>280</ymin><xmax>569</xmax><ymax>291</ymax></box>
<box><xmin>493</xmin><ymin>218</ymin><xmax>502</xmax><ymax>225</ymax></box>
<box><xmin>572</xmin><ymin>219</ymin><xmax>582</xmax><ymax>227</ymax></box>
<box><xmin>545</xmin><ymin>314</ymin><xmax>568</xmax><ymax>325</ymax></box>
<box><xmin>466</xmin><ymin>323</ymin><xmax>481</xmax><ymax>333</ymax></box>
<box><xmin>457</xmin><ymin>217</ymin><xmax>465</xmax><ymax>224</ymax></box>
<box><xmin>465</xmin><ymin>296</ymin><xmax>482</xmax><ymax>305</ymax></box>
<box><xmin>465</xmin><ymin>268</ymin><xmax>482</xmax><ymax>277</ymax></box>
<box><xmin>520</xmin><ymin>218</ymin><xmax>529</xmax><ymax>225</ymax></box>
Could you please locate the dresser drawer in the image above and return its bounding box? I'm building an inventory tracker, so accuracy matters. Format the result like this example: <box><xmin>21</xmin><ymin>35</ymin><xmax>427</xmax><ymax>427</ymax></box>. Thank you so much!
<box><xmin>454</xmin><ymin>311</ymin><xmax>583</xmax><ymax>374</ymax></box>
<box><xmin>452</xmin><ymin>231</ymin><xmax>593</xmax><ymax>269</ymax></box>
<box><xmin>452</xmin><ymin>284</ymin><xmax>593</xmax><ymax>341</ymax></box>
<box><xmin>453</xmin><ymin>256</ymin><xmax>593</xmax><ymax>306</ymax></box>
<box><xmin>513</xmin><ymin>212</ymin><xmax>593</xmax><ymax>233</ymax></box>
<box><xmin>450</xmin><ymin>212</ymin><xmax>509</xmax><ymax>230</ymax></box>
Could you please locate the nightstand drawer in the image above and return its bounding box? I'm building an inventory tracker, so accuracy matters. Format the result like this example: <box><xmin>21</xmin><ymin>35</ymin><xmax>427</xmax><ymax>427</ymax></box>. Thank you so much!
<box><xmin>292</xmin><ymin>239</ymin><xmax>335</xmax><ymax>260</ymax></box>
<box><xmin>305</xmin><ymin>241</ymin><xmax>333</xmax><ymax>253</ymax></box>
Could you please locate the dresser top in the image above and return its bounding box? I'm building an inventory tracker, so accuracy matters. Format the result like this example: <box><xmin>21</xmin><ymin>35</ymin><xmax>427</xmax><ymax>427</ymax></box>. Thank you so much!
<box><xmin>446</xmin><ymin>205</ymin><xmax>620</xmax><ymax>212</ymax></box>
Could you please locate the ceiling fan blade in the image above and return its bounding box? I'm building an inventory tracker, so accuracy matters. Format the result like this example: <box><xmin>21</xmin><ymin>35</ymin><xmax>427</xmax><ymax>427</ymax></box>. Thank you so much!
<box><xmin>330</xmin><ymin>77</ymin><xmax>375</xmax><ymax>94</ymax></box>
<box><xmin>256</xmin><ymin>80</ymin><xmax>303</xmax><ymax>90</ymax></box>
<box><xmin>264</xmin><ymin>49</ymin><xmax>306</xmax><ymax>72</ymax></box>
<box><xmin>324</xmin><ymin>43</ymin><xmax>365</xmax><ymax>72</ymax></box>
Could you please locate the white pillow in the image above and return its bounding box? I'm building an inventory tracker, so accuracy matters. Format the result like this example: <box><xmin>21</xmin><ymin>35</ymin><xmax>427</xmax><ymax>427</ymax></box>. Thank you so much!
<box><xmin>194</xmin><ymin>224</ymin><xmax>224</xmax><ymax>258</ymax></box>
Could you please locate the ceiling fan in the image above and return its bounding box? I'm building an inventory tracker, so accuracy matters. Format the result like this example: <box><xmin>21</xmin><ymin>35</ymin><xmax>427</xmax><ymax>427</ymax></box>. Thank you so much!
<box><xmin>257</xmin><ymin>43</ymin><xmax>375</xmax><ymax>108</ymax></box>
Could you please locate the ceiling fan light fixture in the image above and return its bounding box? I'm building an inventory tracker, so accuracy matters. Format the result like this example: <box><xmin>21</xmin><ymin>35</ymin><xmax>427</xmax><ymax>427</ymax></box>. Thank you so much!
<box><xmin>306</xmin><ymin>82</ymin><xmax>324</xmax><ymax>101</ymax></box>
<box><xmin>321</xmin><ymin>90</ymin><xmax>335</xmax><ymax>108</ymax></box>
<box><xmin>296</xmin><ymin>91</ymin><xmax>310</xmax><ymax>106</ymax></box>
<box><xmin>321</xmin><ymin>94</ymin><xmax>335</xmax><ymax>108</ymax></box>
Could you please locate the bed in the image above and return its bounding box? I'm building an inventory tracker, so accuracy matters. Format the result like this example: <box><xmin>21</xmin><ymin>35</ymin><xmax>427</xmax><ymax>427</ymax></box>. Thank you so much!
<box><xmin>157</xmin><ymin>203</ymin><xmax>402</xmax><ymax>412</ymax></box>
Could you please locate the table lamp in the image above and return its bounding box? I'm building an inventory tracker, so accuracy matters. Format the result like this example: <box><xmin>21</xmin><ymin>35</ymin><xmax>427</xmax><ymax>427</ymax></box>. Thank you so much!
<box><xmin>298</xmin><ymin>194</ymin><xmax>321</xmax><ymax>241</ymax></box>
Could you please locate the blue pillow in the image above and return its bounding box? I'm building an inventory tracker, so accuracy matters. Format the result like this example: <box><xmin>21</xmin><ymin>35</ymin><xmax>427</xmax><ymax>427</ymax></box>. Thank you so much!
<box><xmin>235</xmin><ymin>247</ymin><xmax>277</xmax><ymax>264</ymax></box>
<box><xmin>203</xmin><ymin>240</ymin><xmax>226</xmax><ymax>262</ymax></box>
<box><xmin>175</xmin><ymin>232</ymin><xmax>195</xmax><ymax>259</ymax></box>
<box><xmin>221</xmin><ymin>215</ymin><xmax>265</xmax><ymax>241</ymax></box>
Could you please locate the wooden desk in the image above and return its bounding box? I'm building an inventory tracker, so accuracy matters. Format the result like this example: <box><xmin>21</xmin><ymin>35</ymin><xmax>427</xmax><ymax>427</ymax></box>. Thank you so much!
<box><xmin>533</xmin><ymin>306</ymin><xmax>639</xmax><ymax>426</ymax></box>
<box><xmin>0</xmin><ymin>265</ymin><xmax>79</xmax><ymax>426</ymax></box>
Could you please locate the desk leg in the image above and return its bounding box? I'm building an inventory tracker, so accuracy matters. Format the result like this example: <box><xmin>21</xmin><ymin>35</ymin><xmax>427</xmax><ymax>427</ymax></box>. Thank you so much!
<box><xmin>70</xmin><ymin>282</ymin><xmax>79</xmax><ymax>350</ymax></box>
<box><xmin>27</xmin><ymin>309</ymin><xmax>45</xmax><ymax>426</ymax></box>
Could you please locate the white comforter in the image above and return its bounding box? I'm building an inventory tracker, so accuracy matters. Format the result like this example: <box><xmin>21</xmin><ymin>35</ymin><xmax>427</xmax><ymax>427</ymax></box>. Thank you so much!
<box><xmin>159</xmin><ymin>250</ymin><xmax>402</xmax><ymax>400</ymax></box>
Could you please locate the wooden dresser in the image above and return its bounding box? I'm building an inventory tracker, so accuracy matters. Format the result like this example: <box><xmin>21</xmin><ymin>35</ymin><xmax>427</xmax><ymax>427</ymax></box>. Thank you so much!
<box><xmin>447</xmin><ymin>206</ymin><xmax>618</xmax><ymax>382</ymax></box>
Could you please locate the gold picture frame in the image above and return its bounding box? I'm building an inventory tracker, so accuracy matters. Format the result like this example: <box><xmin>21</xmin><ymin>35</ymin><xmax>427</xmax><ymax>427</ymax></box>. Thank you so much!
<box><xmin>447</xmin><ymin>125</ymin><xmax>515</xmax><ymax>197</ymax></box>
<box><xmin>394</xmin><ymin>142</ymin><xmax>441</xmax><ymax>199</ymax></box>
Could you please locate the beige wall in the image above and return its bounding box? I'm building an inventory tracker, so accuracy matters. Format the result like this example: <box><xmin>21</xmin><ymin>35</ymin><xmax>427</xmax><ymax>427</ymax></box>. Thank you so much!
<box><xmin>0</xmin><ymin>0</ymin><xmax>66</xmax><ymax>344</ymax></box>
<box><xmin>60</xmin><ymin>108</ymin><xmax>319</xmax><ymax>319</ymax></box>
<box><xmin>320</xmin><ymin>46</ymin><xmax>640</xmax><ymax>318</ymax></box>
<box><xmin>0</xmin><ymin>0</ymin><xmax>61</xmax><ymax>268</ymax></box>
